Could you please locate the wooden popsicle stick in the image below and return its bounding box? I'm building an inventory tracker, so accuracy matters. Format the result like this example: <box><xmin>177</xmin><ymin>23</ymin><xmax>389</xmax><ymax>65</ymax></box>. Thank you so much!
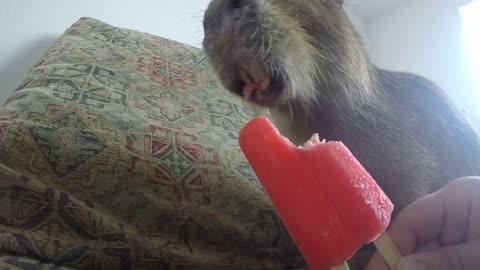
<box><xmin>374</xmin><ymin>231</ymin><xmax>403</xmax><ymax>269</ymax></box>
<box><xmin>331</xmin><ymin>261</ymin><xmax>350</xmax><ymax>270</ymax></box>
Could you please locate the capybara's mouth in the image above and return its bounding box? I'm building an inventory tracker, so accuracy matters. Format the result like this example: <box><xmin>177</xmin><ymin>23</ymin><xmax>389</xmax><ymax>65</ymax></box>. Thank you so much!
<box><xmin>233</xmin><ymin>66</ymin><xmax>285</xmax><ymax>105</ymax></box>
<box><xmin>202</xmin><ymin>0</ymin><xmax>294</xmax><ymax>106</ymax></box>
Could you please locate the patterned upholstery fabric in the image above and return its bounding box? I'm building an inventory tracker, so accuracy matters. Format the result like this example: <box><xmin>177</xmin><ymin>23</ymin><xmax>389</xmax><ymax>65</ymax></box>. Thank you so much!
<box><xmin>0</xmin><ymin>18</ymin><xmax>305</xmax><ymax>269</ymax></box>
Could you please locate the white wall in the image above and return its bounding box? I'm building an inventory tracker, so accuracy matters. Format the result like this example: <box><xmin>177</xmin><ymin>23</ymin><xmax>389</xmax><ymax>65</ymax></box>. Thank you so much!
<box><xmin>0</xmin><ymin>0</ymin><xmax>210</xmax><ymax>103</ymax></box>
<box><xmin>366</xmin><ymin>0</ymin><xmax>480</xmax><ymax>131</ymax></box>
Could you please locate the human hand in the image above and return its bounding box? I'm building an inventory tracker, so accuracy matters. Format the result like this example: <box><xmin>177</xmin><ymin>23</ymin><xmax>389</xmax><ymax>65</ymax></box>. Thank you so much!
<box><xmin>367</xmin><ymin>177</ymin><xmax>480</xmax><ymax>270</ymax></box>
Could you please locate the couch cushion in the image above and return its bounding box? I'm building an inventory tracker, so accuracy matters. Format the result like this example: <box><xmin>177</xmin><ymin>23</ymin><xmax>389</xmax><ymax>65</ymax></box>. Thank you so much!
<box><xmin>0</xmin><ymin>18</ymin><xmax>305</xmax><ymax>269</ymax></box>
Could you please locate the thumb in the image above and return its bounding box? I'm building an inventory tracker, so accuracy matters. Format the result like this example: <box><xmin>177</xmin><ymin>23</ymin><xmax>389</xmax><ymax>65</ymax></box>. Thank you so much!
<box><xmin>396</xmin><ymin>241</ymin><xmax>480</xmax><ymax>270</ymax></box>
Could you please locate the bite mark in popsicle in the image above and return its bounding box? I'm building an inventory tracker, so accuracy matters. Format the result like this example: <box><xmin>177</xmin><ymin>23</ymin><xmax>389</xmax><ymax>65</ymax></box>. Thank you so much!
<box><xmin>239</xmin><ymin>116</ymin><xmax>402</xmax><ymax>270</ymax></box>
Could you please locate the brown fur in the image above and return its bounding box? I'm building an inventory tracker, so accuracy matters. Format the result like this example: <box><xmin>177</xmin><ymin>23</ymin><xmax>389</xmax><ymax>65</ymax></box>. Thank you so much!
<box><xmin>203</xmin><ymin>0</ymin><xmax>480</xmax><ymax>268</ymax></box>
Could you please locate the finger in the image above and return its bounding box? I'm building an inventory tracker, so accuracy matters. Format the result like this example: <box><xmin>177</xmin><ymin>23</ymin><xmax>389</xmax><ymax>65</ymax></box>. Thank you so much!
<box><xmin>439</xmin><ymin>178</ymin><xmax>480</xmax><ymax>246</ymax></box>
<box><xmin>455</xmin><ymin>177</ymin><xmax>480</xmax><ymax>240</ymax></box>
<box><xmin>367</xmin><ymin>191</ymin><xmax>446</xmax><ymax>270</ymax></box>
<box><xmin>367</xmin><ymin>177</ymin><xmax>480</xmax><ymax>270</ymax></box>
<box><xmin>388</xmin><ymin>178</ymin><xmax>480</xmax><ymax>254</ymax></box>
<box><xmin>416</xmin><ymin>239</ymin><xmax>441</xmax><ymax>253</ymax></box>
<box><xmin>386</xmin><ymin>189</ymin><xmax>445</xmax><ymax>255</ymax></box>
<box><xmin>397</xmin><ymin>240</ymin><xmax>480</xmax><ymax>270</ymax></box>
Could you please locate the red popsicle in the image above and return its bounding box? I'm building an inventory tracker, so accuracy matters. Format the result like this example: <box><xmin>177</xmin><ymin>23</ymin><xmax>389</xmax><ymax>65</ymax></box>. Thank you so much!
<box><xmin>239</xmin><ymin>116</ymin><xmax>401</xmax><ymax>270</ymax></box>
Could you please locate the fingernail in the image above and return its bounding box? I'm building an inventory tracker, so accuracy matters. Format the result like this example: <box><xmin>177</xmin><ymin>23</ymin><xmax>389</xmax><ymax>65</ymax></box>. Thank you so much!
<box><xmin>398</xmin><ymin>259</ymin><xmax>425</xmax><ymax>270</ymax></box>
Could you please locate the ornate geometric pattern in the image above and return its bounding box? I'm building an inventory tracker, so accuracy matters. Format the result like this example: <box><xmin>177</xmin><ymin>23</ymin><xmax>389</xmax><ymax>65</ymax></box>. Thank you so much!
<box><xmin>128</xmin><ymin>125</ymin><xmax>224</xmax><ymax>203</ymax></box>
<box><xmin>80</xmin><ymin>46</ymin><xmax>126</xmax><ymax>63</ymax></box>
<box><xmin>0</xmin><ymin>17</ymin><xmax>303</xmax><ymax>269</ymax></box>
<box><xmin>0</xmin><ymin>108</ymin><xmax>16</xmax><ymax>145</ymax></box>
<box><xmin>206</xmin><ymin>99</ymin><xmax>254</xmax><ymax>139</ymax></box>
<box><xmin>30</xmin><ymin>114</ymin><xmax>106</xmax><ymax>177</ymax></box>
<box><xmin>0</xmin><ymin>186</ymin><xmax>54</xmax><ymax>229</ymax></box>
<box><xmin>143</xmin><ymin>91</ymin><xmax>195</xmax><ymax>122</ymax></box>
<box><xmin>137</xmin><ymin>56</ymin><xmax>197</xmax><ymax>91</ymax></box>
<box><xmin>128</xmin><ymin>85</ymin><xmax>208</xmax><ymax>130</ymax></box>
<box><xmin>16</xmin><ymin>64</ymin><xmax>131</xmax><ymax>109</ymax></box>
<box><xmin>31</xmin><ymin>119</ymin><xmax>105</xmax><ymax>177</ymax></box>
<box><xmin>236</xmin><ymin>161</ymin><xmax>258</xmax><ymax>182</ymax></box>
